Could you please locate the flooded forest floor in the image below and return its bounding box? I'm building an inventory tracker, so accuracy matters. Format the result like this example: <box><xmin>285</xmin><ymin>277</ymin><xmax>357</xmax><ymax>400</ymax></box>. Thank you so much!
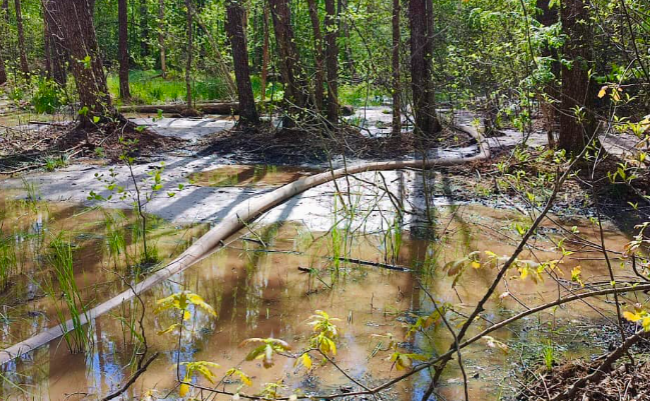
<box><xmin>1</xmin><ymin>104</ymin><xmax>650</xmax><ymax>401</ymax></box>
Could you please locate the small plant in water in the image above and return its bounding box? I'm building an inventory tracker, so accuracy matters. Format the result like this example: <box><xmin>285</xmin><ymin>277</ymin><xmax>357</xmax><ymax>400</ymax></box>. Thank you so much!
<box><xmin>41</xmin><ymin>233</ymin><xmax>91</xmax><ymax>353</ymax></box>
<box><xmin>0</xmin><ymin>237</ymin><xmax>18</xmax><ymax>292</ymax></box>
<box><xmin>88</xmin><ymin>137</ymin><xmax>184</xmax><ymax>268</ymax></box>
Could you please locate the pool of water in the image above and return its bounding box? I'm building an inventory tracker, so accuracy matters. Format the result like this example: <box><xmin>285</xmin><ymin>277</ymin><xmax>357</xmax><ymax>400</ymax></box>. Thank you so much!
<box><xmin>0</xmin><ymin>188</ymin><xmax>637</xmax><ymax>401</ymax></box>
<box><xmin>188</xmin><ymin>165</ymin><xmax>321</xmax><ymax>188</ymax></box>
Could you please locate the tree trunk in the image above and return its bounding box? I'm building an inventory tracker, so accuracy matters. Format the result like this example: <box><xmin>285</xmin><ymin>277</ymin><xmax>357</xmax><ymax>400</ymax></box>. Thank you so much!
<box><xmin>558</xmin><ymin>0</ymin><xmax>597</xmax><ymax>153</ymax></box>
<box><xmin>225</xmin><ymin>0</ymin><xmax>259</xmax><ymax>125</ymax></box>
<box><xmin>269</xmin><ymin>0</ymin><xmax>308</xmax><ymax>112</ymax></box>
<box><xmin>324</xmin><ymin>0</ymin><xmax>339</xmax><ymax>123</ymax></box>
<box><xmin>14</xmin><ymin>0</ymin><xmax>29</xmax><ymax>78</ymax></box>
<box><xmin>47</xmin><ymin>0</ymin><xmax>115</xmax><ymax>125</ymax></box>
<box><xmin>391</xmin><ymin>0</ymin><xmax>401</xmax><ymax>136</ymax></box>
<box><xmin>408</xmin><ymin>0</ymin><xmax>441</xmax><ymax>137</ymax></box>
<box><xmin>118</xmin><ymin>0</ymin><xmax>131</xmax><ymax>100</ymax></box>
<box><xmin>306</xmin><ymin>0</ymin><xmax>325</xmax><ymax>112</ymax></box>
<box><xmin>158</xmin><ymin>0</ymin><xmax>166</xmax><ymax>78</ymax></box>
<box><xmin>338</xmin><ymin>0</ymin><xmax>355</xmax><ymax>78</ymax></box>
<box><xmin>185</xmin><ymin>0</ymin><xmax>193</xmax><ymax>109</ymax></box>
<box><xmin>192</xmin><ymin>7</ymin><xmax>237</xmax><ymax>99</ymax></box>
<box><xmin>260</xmin><ymin>7</ymin><xmax>270</xmax><ymax>102</ymax></box>
<box><xmin>139</xmin><ymin>1</ymin><xmax>149</xmax><ymax>58</ymax></box>
<box><xmin>42</xmin><ymin>0</ymin><xmax>67</xmax><ymax>86</ymax></box>
<box><xmin>536</xmin><ymin>0</ymin><xmax>559</xmax><ymax>148</ymax></box>
<box><xmin>0</xmin><ymin>3</ymin><xmax>7</xmax><ymax>85</ymax></box>
<box><xmin>0</xmin><ymin>44</ymin><xmax>6</xmax><ymax>85</ymax></box>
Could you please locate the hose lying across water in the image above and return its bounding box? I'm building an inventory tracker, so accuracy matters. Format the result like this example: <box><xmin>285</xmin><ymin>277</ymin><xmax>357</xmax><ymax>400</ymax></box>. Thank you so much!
<box><xmin>0</xmin><ymin>125</ymin><xmax>490</xmax><ymax>365</ymax></box>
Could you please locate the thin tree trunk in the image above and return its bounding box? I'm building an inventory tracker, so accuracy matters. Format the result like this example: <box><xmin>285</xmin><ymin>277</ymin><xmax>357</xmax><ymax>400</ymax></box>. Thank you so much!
<box><xmin>260</xmin><ymin>7</ymin><xmax>270</xmax><ymax>103</ymax></box>
<box><xmin>408</xmin><ymin>0</ymin><xmax>441</xmax><ymax>137</ymax></box>
<box><xmin>225</xmin><ymin>0</ymin><xmax>259</xmax><ymax>125</ymax></box>
<box><xmin>118</xmin><ymin>0</ymin><xmax>131</xmax><ymax>100</ymax></box>
<box><xmin>139</xmin><ymin>2</ymin><xmax>149</xmax><ymax>58</ymax></box>
<box><xmin>338</xmin><ymin>0</ymin><xmax>355</xmax><ymax>78</ymax></box>
<box><xmin>192</xmin><ymin>7</ymin><xmax>237</xmax><ymax>99</ymax></box>
<box><xmin>158</xmin><ymin>0</ymin><xmax>166</xmax><ymax>78</ymax></box>
<box><xmin>185</xmin><ymin>0</ymin><xmax>193</xmax><ymax>109</ymax></box>
<box><xmin>269</xmin><ymin>0</ymin><xmax>308</xmax><ymax>112</ymax></box>
<box><xmin>536</xmin><ymin>0</ymin><xmax>559</xmax><ymax>148</ymax></box>
<box><xmin>306</xmin><ymin>0</ymin><xmax>324</xmax><ymax>112</ymax></box>
<box><xmin>0</xmin><ymin>3</ymin><xmax>7</xmax><ymax>85</ymax></box>
<box><xmin>324</xmin><ymin>0</ymin><xmax>339</xmax><ymax>123</ymax></box>
<box><xmin>48</xmin><ymin>0</ymin><xmax>115</xmax><ymax>125</ymax></box>
<box><xmin>14</xmin><ymin>0</ymin><xmax>29</xmax><ymax>78</ymax></box>
<box><xmin>0</xmin><ymin>42</ymin><xmax>6</xmax><ymax>84</ymax></box>
<box><xmin>558</xmin><ymin>0</ymin><xmax>596</xmax><ymax>153</ymax></box>
<box><xmin>42</xmin><ymin>0</ymin><xmax>67</xmax><ymax>86</ymax></box>
<box><xmin>391</xmin><ymin>0</ymin><xmax>401</xmax><ymax>136</ymax></box>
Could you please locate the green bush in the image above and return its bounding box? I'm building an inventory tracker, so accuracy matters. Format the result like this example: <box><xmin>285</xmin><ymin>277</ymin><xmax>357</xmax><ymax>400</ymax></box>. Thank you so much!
<box><xmin>31</xmin><ymin>77</ymin><xmax>67</xmax><ymax>114</ymax></box>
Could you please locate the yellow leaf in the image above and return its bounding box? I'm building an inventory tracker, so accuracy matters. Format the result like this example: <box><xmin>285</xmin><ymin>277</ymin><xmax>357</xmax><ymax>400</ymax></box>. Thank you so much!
<box><xmin>179</xmin><ymin>383</ymin><xmax>189</xmax><ymax>397</ymax></box>
<box><xmin>471</xmin><ymin>261</ymin><xmax>481</xmax><ymax>269</ymax></box>
<box><xmin>623</xmin><ymin>311</ymin><xmax>642</xmax><ymax>322</ymax></box>
<box><xmin>598</xmin><ymin>86</ymin><xmax>607</xmax><ymax>98</ymax></box>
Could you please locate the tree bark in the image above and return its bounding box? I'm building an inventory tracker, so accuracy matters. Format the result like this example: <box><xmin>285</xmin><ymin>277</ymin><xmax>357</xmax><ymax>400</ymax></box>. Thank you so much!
<box><xmin>260</xmin><ymin>7</ymin><xmax>270</xmax><ymax>103</ymax></box>
<box><xmin>158</xmin><ymin>0</ymin><xmax>166</xmax><ymax>78</ymax></box>
<box><xmin>0</xmin><ymin>4</ymin><xmax>6</xmax><ymax>85</ymax></box>
<box><xmin>558</xmin><ymin>0</ymin><xmax>597</xmax><ymax>153</ymax></box>
<box><xmin>225</xmin><ymin>0</ymin><xmax>259</xmax><ymax>125</ymax></box>
<box><xmin>14</xmin><ymin>0</ymin><xmax>29</xmax><ymax>78</ymax></box>
<box><xmin>409</xmin><ymin>0</ymin><xmax>441</xmax><ymax>137</ymax></box>
<box><xmin>269</xmin><ymin>0</ymin><xmax>308</xmax><ymax>113</ymax></box>
<box><xmin>185</xmin><ymin>0</ymin><xmax>193</xmax><ymax>109</ymax></box>
<box><xmin>0</xmin><ymin>46</ymin><xmax>6</xmax><ymax>85</ymax></box>
<box><xmin>118</xmin><ymin>0</ymin><xmax>131</xmax><ymax>100</ymax></box>
<box><xmin>306</xmin><ymin>0</ymin><xmax>325</xmax><ymax>112</ymax></box>
<box><xmin>536</xmin><ymin>0</ymin><xmax>559</xmax><ymax>148</ymax></box>
<box><xmin>42</xmin><ymin>0</ymin><xmax>67</xmax><ymax>86</ymax></box>
<box><xmin>324</xmin><ymin>0</ymin><xmax>339</xmax><ymax>123</ymax></box>
<box><xmin>47</xmin><ymin>0</ymin><xmax>115</xmax><ymax>125</ymax></box>
<box><xmin>391</xmin><ymin>0</ymin><xmax>401</xmax><ymax>136</ymax></box>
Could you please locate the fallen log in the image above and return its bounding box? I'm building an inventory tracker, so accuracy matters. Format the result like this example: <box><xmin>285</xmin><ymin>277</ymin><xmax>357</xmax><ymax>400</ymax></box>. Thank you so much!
<box><xmin>118</xmin><ymin>102</ymin><xmax>240</xmax><ymax>115</ymax></box>
<box><xmin>0</xmin><ymin>124</ymin><xmax>490</xmax><ymax>365</ymax></box>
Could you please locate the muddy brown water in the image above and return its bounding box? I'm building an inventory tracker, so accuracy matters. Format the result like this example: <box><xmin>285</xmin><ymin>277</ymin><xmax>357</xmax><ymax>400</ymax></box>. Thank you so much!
<box><xmin>188</xmin><ymin>165</ymin><xmax>321</xmax><ymax>188</ymax></box>
<box><xmin>0</xmin><ymin>189</ymin><xmax>639</xmax><ymax>401</ymax></box>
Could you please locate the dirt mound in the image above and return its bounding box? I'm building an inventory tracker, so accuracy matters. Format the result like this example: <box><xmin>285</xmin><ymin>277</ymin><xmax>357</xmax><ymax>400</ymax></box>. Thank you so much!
<box><xmin>0</xmin><ymin>120</ymin><xmax>184</xmax><ymax>174</ymax></box>
<box><xmin>200</xmin><ymin>123</ymin><xmax>474</xmax><ymax>164</ymax></box>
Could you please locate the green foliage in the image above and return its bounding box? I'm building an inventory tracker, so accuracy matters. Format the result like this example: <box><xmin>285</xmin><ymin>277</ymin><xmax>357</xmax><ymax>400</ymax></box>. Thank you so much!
<box><xmin>107</xmin><ymin>70</ymin><xmax>228</xmax><ymax>104</ymax></box>
<box><xmin>239</xmin><ymin>338</ymin><xmax>291</xmax><ymax>368</ymax></box>
<box><xmin>30</xmin><ymin>77</ymin><xmax>68</xmax><ymax>114</ymax></box>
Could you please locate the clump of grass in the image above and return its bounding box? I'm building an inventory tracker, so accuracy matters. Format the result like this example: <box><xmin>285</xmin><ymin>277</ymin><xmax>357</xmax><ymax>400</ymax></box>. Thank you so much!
<box><xmin>21</xmin><ymin>178</ymin><xmax>39</xmax><ymax>204</ymax></box>
<box><xmin>0</xmin><ymin>237</ymin><xmax>18</xmax><ymax>292</ymax></box>
<box><xmin>45</xmin><ymin>156</ymin><xmax>68</xmax><ymax>172</ymax></box>
<box><xmin>382</xmin><ymin>215</ymin><xmax>403</xmax><ymax>263</ymax></box>
<box><xmin>42</xmin><ymin>233</ymin><xmax>90</xmax><ymax>354</ymax></box>
<box><xmin>103</xmin><ymin>210</ymin><xmax>128</xmax><ymax>268</ymax></box>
